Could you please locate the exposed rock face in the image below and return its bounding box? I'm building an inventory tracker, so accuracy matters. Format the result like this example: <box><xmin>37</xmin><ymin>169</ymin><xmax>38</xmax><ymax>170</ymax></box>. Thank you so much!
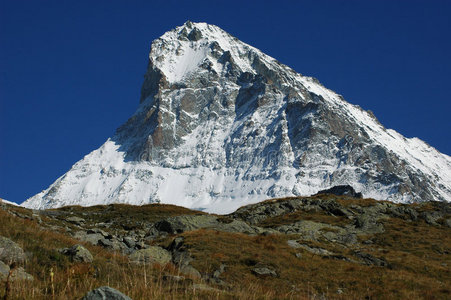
<box><xmin>60</xmin><ymin>244</ymin><xmax>93</xmax><ymax>263</ymax></box>
<box><xmin>317</xmin><ymin>185</ymin><xmax>362</xmax><ymax>198</ymax></box>
<box><xmin>0</xmin><ymin>236</ymin><xmax>26</xmax><ymax>265</ymax></box>
<box><xmin>81</xmin><ymin>286</ymin><xmax>132</xmax><ymax>300</ymax></box>
<box><xmin>23</xmin><ymin>22</ymin><xmax>451</xmax><ymax>214</ymax></box>
<box><xmin>155</xmin><ymin>214</ymin><xmax>257</xmax><ymax>234</ymax></box>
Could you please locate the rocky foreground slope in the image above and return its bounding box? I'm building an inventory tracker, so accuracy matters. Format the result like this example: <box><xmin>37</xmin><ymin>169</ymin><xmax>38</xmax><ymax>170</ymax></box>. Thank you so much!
<box><xmin>23</xmin><ymin>21</ymin><xmax>451</xmax><ymax>213</ymax></box>
<box><xmin>2</xmin><ymin>192</ymin><xmax>450</xmax><ymax>299</ymax></box>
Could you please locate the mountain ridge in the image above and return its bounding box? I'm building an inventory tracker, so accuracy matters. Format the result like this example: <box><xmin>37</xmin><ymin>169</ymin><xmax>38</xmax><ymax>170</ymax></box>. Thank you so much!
<box><xmin>23</xmin><ymin>21</ymin><xmax>451</xmax><ymax>213</ymax></box>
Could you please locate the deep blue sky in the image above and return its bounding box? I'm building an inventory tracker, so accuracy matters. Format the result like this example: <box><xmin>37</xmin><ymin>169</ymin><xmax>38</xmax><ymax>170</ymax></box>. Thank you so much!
<box><xmin>1</xmin><ymin>0</ymin><xmax>450</xmax><ymax>204</ymax></box>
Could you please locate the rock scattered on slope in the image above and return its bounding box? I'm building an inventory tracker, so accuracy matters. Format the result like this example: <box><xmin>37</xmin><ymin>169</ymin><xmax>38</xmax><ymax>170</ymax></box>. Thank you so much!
<box><xmin>81</xmin><ymin>286</ymin><xmax>132</xmax><ymax>300</ymax></box>
<box><xmin>0</xmin><ymin>261</ymin><xmax>9</xmax><ymax>281</ymax></box>
<box><xmin>129</xmin><ymin>246</ymin><xmax>172</xmax><ymax>265</ymax></box>
<box><xmin>60</xmin><ymin>244</ymin><xmax>93</xmax><ymax>263</ymax></box>
<box><xmin>252</xmin><ymin>263</ymin><xmax>277</xmax><ymax>277</ymax></box>
<box><xmin>0</xmin><ymin>236</ymin><xmax>26</xmax><ymax>265</ymax></box>
<box><xmin>9</xmin><ymin>267</ymin><xmax>34</xmax><ymax>281</ymax></box>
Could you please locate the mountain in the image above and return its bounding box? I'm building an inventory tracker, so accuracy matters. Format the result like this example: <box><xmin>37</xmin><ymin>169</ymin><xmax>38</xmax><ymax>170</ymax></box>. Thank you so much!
<box><xmin>23</xmin><ymin>21</ymin><xmax>451</xmax><ymax>213</ymax></box>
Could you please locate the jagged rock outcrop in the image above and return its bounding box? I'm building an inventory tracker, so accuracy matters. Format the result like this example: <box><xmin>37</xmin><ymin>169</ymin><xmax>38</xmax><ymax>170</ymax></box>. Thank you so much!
<box><xmin>23</xmin><ymin>22</ymin><xmax>451</xmax><ymax>214</ymax></box>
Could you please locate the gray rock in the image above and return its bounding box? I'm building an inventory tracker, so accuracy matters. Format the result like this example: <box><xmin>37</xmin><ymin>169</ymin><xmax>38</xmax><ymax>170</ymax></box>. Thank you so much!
<box><xmin>74</xmin><ymin>231</ymin><xmax>104</xmax><ymax>246</ymax></box>
<box><xmin>172</xmin><ymin>250</ymin><xmax>193</xmax><ymax>267</ymax></box>
<box><xmin>123</xmin><ymin>236</ymin><xmax>136</xmax><ymax>249</ymax></box>
<box><xmin>155</xmin><ymin>214</ymin><xmax>258</xmax><ymax>234</ymax></box>
<box><xmin>0</xmin><ymin>261</ymin><xmax>10</xmax><ymax>281</ymax></box>
<box><xmin>87</xmin><ymin>228</ymin><xmax>111</xmax><ymax>239</ymax></box>
<box><xmin>354</xmin><ymin>251</ymin><xmax>388</xmax><ymax>267</ymax></box>
<box><xmin>60</xmin><ymin>244</ymin><xmax>93</xmax><ymax>263</ymax></box>
<box><xmin>81</xmin><ymin>286</ymin><xmax>132</xmax><ymax>300</ymax></box>
<box><xmin>10</xmin><ymin>267</ymin><xmax>33</xmax><ymax>281</ymax></box>
<box><xmin>297</xmin><ymin>244</ymin><xmax>334</xmax><ymax>256</ymax></box>
<box><xmin>155</xmin><ymin>215</ymin><xmax>218</xmax><ymax>234</ymax></box>
<box><xmin>252</xmin><ymin>264</ymin><xmax>277</xmax><ymax>277</ymax></box>
<box><xmin>180</xmin><ymin>265</ymin><xmax>201</xmax><ymax>279</ymax></box>
<box><xmin>213</xmin><ymin>264</ymin><xmax>226</xmax><ymax>278</ymax></box>
<box><xmin>187</xmin><ymin>28</ymin><xmax>203</xmax><ymax>41</ymax></box>
<box><xmin>98</xmin><ymin>238</ymin><xmax>123</xmax><ymax>251</ymax></box>
<box><xmin>129</xmin><ymin>246</ymin><xmax>171</xmax><ymax>265</ymax></box>
<box><xmin>421</xmin><ymin>212</ymin><xmax>441</xmax><ymax>225</ymax></box>
<box><xmin>0</xmin><ymin>236</ymin><xmax>26</xmax><ymax>265</ymax></box>
<box><xmin>316</xmin><ymin>185</ymin><xmax>363</xmax><ymax>198</ymax></box>
<box><xmin>287</xmin><ymin>240</ymin><xmax>302</xmax><ymax>248</ymax></box>
<box><xmin>445</xmin><ymin>218</ymin><xmax>451</xmax><ymax>228</ymax></box>
<box><xmin>354</xmin><ymin>215</ymin><xmax>384</xmax><ymax>233</ymax></box>
<box><xmin>163</xmin><ymin>275</ymin><xmax>186</xmax><ymax>282</ymax></box>
<box><xmin>66</xmin><ymin>216</ymin><xmax>85</xmax><ymax>226</ymax></box>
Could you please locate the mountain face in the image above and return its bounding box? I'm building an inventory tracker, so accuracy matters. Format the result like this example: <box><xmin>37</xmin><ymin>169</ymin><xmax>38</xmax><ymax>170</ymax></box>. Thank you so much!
<box><xmin>23</xmin><ymin>21</ymin><xmax>451</xmax><ymax>213</ymax></box>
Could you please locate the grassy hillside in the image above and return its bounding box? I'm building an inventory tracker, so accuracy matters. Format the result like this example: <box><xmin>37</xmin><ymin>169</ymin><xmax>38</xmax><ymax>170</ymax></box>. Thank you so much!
<box><xmin>0</xmin><ymin>195</ymin><xmax>450</xmax><ymax>299</ymax></box>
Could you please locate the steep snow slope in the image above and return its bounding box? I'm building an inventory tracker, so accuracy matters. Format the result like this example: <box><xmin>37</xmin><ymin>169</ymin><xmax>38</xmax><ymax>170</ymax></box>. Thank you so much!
<box><xmin>23</xmin><ymin>21</ymin><xmax>451</xmax><ymax>213</ymax></box>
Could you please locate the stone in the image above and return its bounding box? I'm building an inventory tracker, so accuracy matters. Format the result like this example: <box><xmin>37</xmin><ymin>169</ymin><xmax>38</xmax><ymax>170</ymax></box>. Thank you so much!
<box><xmin>297</xmin><ymin>244</ymin><xmax>334</xmax><ymax>256</ymax></box>
<box><xmin>252</xmin><ymin>264</ymin><xmax>277</xmax><ymax>277</ymax></box>
<box><xmin>66</xmin><ymin>216</ymin><xmax>85</xmax><ymax>226</ymax></box>
<box><xmin>10</xmin><ymin>267</ymin><xmax>33</xmax><ymax>281</ymax></box>
<box><xmin>287</xmin><ymin>240</ymin><xmax>302</xmax><ymax>248</ymax></box>
<box><xmin>316</xmin><ymin>185</ymin><xmax>363</xmax><ymax>198</ymax></box>
<box><xmin>0</xmin><ymin>261</ymin><xmax>10</xmax><ymax>281</ymax></box>
<box><xmin>87</xmin><ymin>228</ymin><xmax>111</xmax><ymax>239</ymax></box>
<box><xmin>155</xmin><ymin>215</ymin><xmax>219</xmax><ymax>234</ymax></box>
<box><xmin>60</xmin><ymin>244</ymin><xmax>93</xmax><ymax>263</ymax></box>
<box><xmin>123</xmin><ymin>236</ymin><xmax>136</xmax><ymax>249</ymax></box>
<box><xmin>81</xmin><ymin>286</ymin><xmax>132</xmax><ymax>300</ymax></box>
<box><xmin>354</xmin><ymin>215</ymin><xmax>384</xmax><ymax>233</ymax></box>
<box><xmin>129</xmin><ymin>247</ymin><xmax>171</xmax><ymax>265</ymax></box>
<box><xmin>0</xmin><ymin>236</ymin><xmax>26</xmax><ymax>265</ymax></box>
<box><xmin>354</xmin><ymin>251</ymin><xmax>388</xmax><ymax>267</ymax></box>
<box><xmin>213</xmin><ymin>264</ymin><xmax>226</xmax><ymax>278</ymax></box>
<box><xmin>187</xmin><ymin>28</ymin><xmax>203</xmax><ymax>41</ymax></box>
<box><xmin>74</xmin><ymin>231</ymin><xmax>104</xmax><ymax>246</ymax></box>
<box><xmin>180</xmin><ymin>265</ymin><xmax>201</xmax><ymax>279</ymax></box>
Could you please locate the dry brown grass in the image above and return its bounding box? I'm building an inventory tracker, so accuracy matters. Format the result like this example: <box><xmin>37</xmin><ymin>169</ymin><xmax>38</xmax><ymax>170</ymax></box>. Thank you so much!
<box><xmin>257</xmin><ymin>210</ymin><xmax>350</xmax><ymax>228</ymax></box>
<box><xmin>1</xmin><ymin>197</ymin><xmax>450</xmax><ymax>299</ymax></box>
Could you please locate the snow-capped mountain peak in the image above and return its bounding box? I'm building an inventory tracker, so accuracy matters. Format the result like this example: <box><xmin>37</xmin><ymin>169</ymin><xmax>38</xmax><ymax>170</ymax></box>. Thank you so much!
<box><xmin>23</xmin><ymin>22</ymin><xmax>451</xmax><ymax>213</ymax></box>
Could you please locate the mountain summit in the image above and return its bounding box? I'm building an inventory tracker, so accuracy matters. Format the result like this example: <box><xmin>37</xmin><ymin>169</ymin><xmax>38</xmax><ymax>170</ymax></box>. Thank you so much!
<box><xmin>23</xmin><ymin>21</ymin><xmax>451</xmax><ymax>213</ymax></box>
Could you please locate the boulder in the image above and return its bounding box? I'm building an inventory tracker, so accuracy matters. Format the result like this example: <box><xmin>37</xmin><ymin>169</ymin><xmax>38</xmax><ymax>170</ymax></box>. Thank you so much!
<box><xmin>180</xmin><ymin>265</ymin><xmax>202</xmax><ymax>279</ymax></box>
<box><xmin>0</xmin><ymin>261</ymin><xmax>9</xmax><ymax>281</ymax></box>
<box><xmin>123</xmin><ymin>236</ymin><xmax>136</xmax><ymax>249</ymax></box>
<box><xmin>354</xmin><ymin>251</ymin><xmax>388</xmax><ymax>267</ymax></box>
<box><xmin>316</xmin><ymin>185</ymin><xmax>363</xmax><ymax>198</ymax></box>
<box><xmin>252</xmin><ymin>263</ymin><xmax>277</xmax><ymax>277</ymax></box>
<box><xmin>74</xmin><ymin>231</ymin><xmax>104</xmax><ymax>246</ymax></box>
<box><xmin>66</xmin><ymin>216</ymin><xmax>85</xmax><ymax>226</ymax></box>
<box><xmin>155</xmin><ymin>215</ymin><xmax>218</xmax><ymax>234</ymax></box>
<box><xmin>0</xmin><ymin>236</ymin><xmax>26</xmax><ymax>265</ymax></box>
<box><xmin>81</xmin><ymin>286</ymin><xmax>132</xmax><ymax>300</ymax></box>
<box><xmin>60</xmin><ymin>244</ymin><xmax>93</xmax><ymax>263</ymax></box>
<box><xmin>129</xmin><ymin>247</ymin><xmax>171</xmax><ymax>265</ymax></box>
<box><xmin>10</xmin><ymin>267</ymin><xmax>33</xmax><ymax>281</ymax></box>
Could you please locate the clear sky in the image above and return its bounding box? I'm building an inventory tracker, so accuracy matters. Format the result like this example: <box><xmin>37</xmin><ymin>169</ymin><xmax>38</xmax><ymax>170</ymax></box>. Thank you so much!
<box><xmin>1</xmin><ymin>0</ymin><xmax>450</xmax><ymax>204</ymax></box>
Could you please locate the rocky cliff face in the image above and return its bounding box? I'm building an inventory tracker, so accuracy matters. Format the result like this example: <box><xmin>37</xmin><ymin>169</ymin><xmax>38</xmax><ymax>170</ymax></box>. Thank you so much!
<box><xmin>23</xmin><ymin>21</ymin><xmax>451</xmax><ymax>213</ymax></box>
